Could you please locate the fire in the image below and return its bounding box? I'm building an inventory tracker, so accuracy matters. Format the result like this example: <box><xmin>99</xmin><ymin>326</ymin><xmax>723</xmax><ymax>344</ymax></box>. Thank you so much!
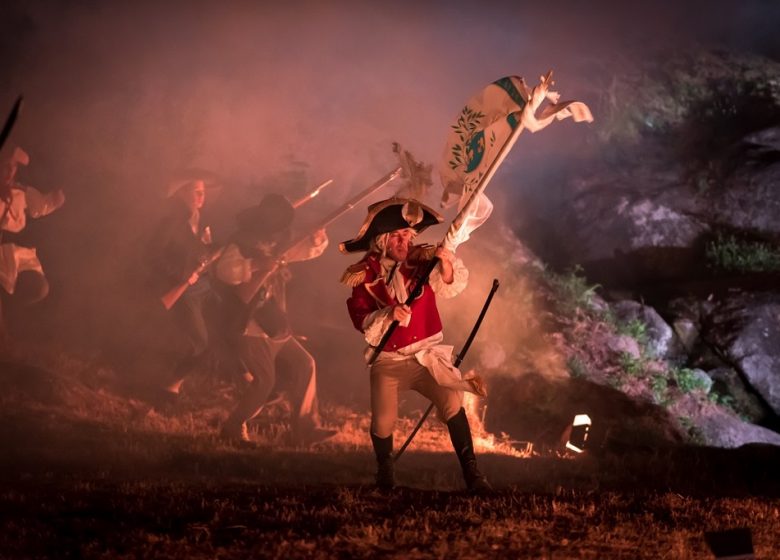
<box><xmin>463</xmin><ymin>392</ymin><xmax>533</xmax><ymax>458</ymax></box>
<box><xmin>323</xmin><ymin>398</ymin><xmax>532</xmax><ymax>459</ymax></box>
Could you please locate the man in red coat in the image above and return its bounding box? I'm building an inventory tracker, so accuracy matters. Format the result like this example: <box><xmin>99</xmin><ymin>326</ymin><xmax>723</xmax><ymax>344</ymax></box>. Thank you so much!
<box><xmin>340</xmin><ymin>197</ymin><xmax>489</xmax><ymax>491</ymax></box>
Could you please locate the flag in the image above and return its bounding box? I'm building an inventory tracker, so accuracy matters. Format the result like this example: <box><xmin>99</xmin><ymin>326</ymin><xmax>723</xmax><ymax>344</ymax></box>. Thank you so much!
<box><xmin>439</xmin><ymin>74</ymin><xmax>593</xmax><ymax>251</ymax></box>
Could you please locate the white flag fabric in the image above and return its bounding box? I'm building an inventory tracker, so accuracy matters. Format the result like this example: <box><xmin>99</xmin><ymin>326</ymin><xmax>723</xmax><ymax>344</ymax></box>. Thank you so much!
<box><xmin>439</xmin><ymin>74</ymin><xmax>593</xmax><ymax>215</ymax></box>
<box><xmin>442</xmin><ymin>191</ymin><xmax>493</xmax><ymax>252</ymax></box>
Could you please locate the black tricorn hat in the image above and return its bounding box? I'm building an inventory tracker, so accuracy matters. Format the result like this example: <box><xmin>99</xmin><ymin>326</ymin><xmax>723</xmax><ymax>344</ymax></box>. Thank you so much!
<box><xmin>236</xmin><ymin>193</ymin><xmax>294</xmax><ymax>240</ymax></box>
<box><xmin>339</xmin><ymin>197</ymin><xmax>443</xmax><ymax>254</ymax></box>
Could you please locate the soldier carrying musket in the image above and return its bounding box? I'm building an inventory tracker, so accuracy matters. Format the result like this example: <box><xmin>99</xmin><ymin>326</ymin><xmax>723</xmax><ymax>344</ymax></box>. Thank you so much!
<box><xmin>148</xmin><ymin>175</ymin><xmax>219</xmax><ymax>403</ymax></box>
<box><xmin>214</xmin><ymin>168</ymin><xmax>401</xmax><ymax>445</ymax></box>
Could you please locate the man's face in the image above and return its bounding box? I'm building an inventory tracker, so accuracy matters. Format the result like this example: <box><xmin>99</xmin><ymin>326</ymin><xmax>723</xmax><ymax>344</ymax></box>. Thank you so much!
<box><xmin>178</xmin><ymin>179</ymin><xmax>206</xmax><ymax>211</ymax></box>
<box><xmin>253</xmin><ymin>227</ymin><xmax>290</xmax><ymax>256</ymax></box>
<box><xmin>385</xmin><ymin>228</ymin><xmax>415</xmax><ymax>262</ymax></box>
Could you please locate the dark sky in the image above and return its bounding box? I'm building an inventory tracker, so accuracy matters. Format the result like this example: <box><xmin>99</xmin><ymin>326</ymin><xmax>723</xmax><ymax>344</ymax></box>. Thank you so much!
<box><xmin>2</xmin><ymin>0</ymin><xmax>777</xmax><ymax>200</ymax></box>
<box><xmin>1</xmin><ymin>0</ymin><xmax>778</xmax><ymax>400</ymax></box>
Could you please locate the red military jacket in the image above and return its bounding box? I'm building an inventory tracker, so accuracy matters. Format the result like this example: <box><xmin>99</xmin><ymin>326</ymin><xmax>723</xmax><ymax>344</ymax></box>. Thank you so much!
<box><xmin>344</xmin><ymin>246</ymin><xmax>443</xmax><ymax>352</ymax></box>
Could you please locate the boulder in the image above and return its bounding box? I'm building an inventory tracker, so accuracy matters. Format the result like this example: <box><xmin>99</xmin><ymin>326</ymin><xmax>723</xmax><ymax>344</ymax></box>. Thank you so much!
<box><xmin>709</xmin><ymin>133</ymin><xmax>780</xmax><ymax>240</ymax></box>
<box><xmin>694</xmin><ymin>407</ymin><xmax>780</xmax><ymax>448</ymax></box>
<box><xmin>672</xmin><ymin>318</ymin><xmax>700</xmax><ymax>354</ymax></box>
<box><xmin>559</xmin><ymin>181</ymin><xmax>710</xmax><ymax>284</ymax></box>
<box><xmin>611</xmin><ymin>300</ymin><xmax>685</xmax><ymax>359</ymax></box>
<box><xmin>707</xmin><ymin>292</ymin><xmax>780</xmax><ymax>416</ymax></box>
<box><xmin>708</xmin><ymin>366</ymin><xmax>768</xmax><ymax>423</ymax></box>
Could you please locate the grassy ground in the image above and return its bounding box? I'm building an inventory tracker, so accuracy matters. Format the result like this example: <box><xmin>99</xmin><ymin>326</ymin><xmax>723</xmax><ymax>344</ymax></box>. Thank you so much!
<box><xmin>1</xmin><ymin>355</ymin><xmax>779</xmax><ymax>558</ymax></box>
<box><xmin>3</xmin><ymin>479</ymin><xmax>778</xmax><ymax>559</ymax></box>
<box><xmin>2</xmin><ymin>405</ymin><xmax>780</xmax><ymax>558</ymax></box>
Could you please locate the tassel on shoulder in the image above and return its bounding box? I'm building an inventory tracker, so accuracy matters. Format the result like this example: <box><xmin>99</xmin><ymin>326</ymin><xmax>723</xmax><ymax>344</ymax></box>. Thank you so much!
<box><xmin>340</xmin><ymin>261</ymin><xmax>368</xmax><ymax>287</ymax></box>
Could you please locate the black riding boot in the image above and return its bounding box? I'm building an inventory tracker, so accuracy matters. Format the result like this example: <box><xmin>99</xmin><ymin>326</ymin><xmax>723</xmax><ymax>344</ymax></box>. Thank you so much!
<box><xmin>447</xmin><ymin>408</ymin><xmax>492</xmax><ymax>492</ymax></box>
<box><xmin>370</xmin><ymin>432</ymin><xmax>395</xmax><ymax>489</ymax></box>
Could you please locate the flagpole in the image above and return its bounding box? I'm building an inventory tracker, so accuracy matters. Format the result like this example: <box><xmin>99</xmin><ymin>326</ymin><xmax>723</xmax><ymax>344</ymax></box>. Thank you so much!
<box><xmin>446</xmin><ymin>72</ymin><xmax>553</xmax><ymax>243</ymax></box>
<box><xmin>367</xmin><ymin>100</ymin><xmax>531</xmax><ymax>366</ymax></box>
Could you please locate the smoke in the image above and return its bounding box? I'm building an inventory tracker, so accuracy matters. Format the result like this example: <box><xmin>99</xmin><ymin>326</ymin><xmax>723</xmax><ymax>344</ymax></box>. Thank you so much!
<box><xmin>0</xmin><ymin>0</ymin><xmax>775</xmax><ymax>403</ymax></box>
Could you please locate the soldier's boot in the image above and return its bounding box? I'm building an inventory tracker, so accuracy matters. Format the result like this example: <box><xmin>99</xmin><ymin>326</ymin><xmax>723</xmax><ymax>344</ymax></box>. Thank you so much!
<box><xmin>370</xmin><ymin>432</ymin><xmax>395</xmax><ymax>490</ymax></box>
<box><xmin>447</xmin><ymin>408</ymin><xmax>493</xmax><ymax>493</ymax></box>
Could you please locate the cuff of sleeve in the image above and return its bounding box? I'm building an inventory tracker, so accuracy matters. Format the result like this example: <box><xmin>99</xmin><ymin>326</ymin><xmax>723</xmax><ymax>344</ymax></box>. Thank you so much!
<box><xmin>24</xmin><ymin>187</ymin><xmax>62</xmax><ymax>218</ymax></box>
<box><xmin>362</xmin><ymin>307</ymin><xmax>394</xmax><ymax>346</ymax></box>
<box><xmin>429</xmin><ymin>256</ymin><xmax>468</xmax><ymax>299</ymax></box>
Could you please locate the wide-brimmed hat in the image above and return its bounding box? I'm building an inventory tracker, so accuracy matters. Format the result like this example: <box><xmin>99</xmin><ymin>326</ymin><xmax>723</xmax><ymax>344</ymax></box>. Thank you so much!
<box><xmin>165</xmin><ymin>168</ymin><xmax>223</xmax><ymax>198</ymax></box>
<box><xmin>339</xmin><ymin>197</ymin><xmax>442</xmax><ymax>254</ymax></box>
<box><xmin>236</xmin><ymin>193</ymin><xmax>294</xmax><ymax>240</ymax></box>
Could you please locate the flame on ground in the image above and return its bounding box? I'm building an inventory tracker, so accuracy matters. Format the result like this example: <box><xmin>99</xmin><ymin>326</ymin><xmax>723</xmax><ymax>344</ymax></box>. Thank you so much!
<box><xmin>463</xmin><ymin>392</ymin><xmax>533</xmax><ymax>458</ymax></box>
<box><xmin>322</xmin><ymin>396</ymin><xmax>533</xmax><ymax>458</ymax></box>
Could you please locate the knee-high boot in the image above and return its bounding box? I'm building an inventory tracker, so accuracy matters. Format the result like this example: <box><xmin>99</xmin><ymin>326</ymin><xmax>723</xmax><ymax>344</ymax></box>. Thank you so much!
<box><xmin>370</xmin><ymin>432</ymin><xmax>394</xmax><ymax>489</ymax></box>
<box><xmin>447</xmin><ymin>408</ymin><xmax>492</xmax><ymax>492</ymax></box>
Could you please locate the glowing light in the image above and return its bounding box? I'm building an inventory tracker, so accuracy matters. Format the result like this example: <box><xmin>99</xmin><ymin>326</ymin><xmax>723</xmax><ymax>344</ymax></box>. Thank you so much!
<box><xmin>564</xmin><ymin>413</ymin><xmax>591</xmax><ymax>454</ymax></box>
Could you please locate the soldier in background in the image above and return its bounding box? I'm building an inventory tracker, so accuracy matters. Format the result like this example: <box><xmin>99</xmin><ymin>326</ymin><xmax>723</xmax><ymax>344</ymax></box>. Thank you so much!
<box><xmin>0</xmin><ymin>146</ymin><xmax>65</xmax><ymax>348</ymax></box>
<box><xmin>147</xmin><ymin>177</ymin><xmax>220</xmax><ymax>403</ymax></box>
<box><xmin>214</xmin><ymin>193</ymin><xmax>335</xmax><ymax>446</ymax></box>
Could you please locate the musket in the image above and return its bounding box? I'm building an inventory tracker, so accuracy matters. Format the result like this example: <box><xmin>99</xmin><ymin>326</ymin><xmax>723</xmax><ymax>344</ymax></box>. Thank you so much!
<box><xmin>0</xmin><ymin>96</ymin><xmax>23</xmax><ymax>152</ymax></box>
<box><xmin>291</xmin><ymin>179</ymin><xmax>334</xmax><ymax>209</ymax></box>
<box><xmin>236</xmin><ymin>167</ymin><xmax>402</xmax><ymax>306</ymax></box>
<box><xmin>394</xmin><ymin>278</ymin><xmax>500</xmax><ymax>462</ymax></box>
<box><xmin>159</xmin><ymin>246</ymin><xmax>225</xmax><ymax>310</ymax></box>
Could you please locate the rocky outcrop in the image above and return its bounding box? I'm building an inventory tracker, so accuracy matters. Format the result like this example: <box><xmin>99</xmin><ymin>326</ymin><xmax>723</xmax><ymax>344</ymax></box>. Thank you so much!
<box><xmin>709</xmin><ymin>129</ymin><xmax>780</xmax><ymax>239</ymax></box>
<box><xmin>697</xmin><ymin>408</ymin><xmax>780</xmax><ymax>448</ymax></box>
<box><xmin>707</xmin><ymin>292</ymin><xmax>780</xmax><ymax>416</ymax></box>
<box><xmin>708</xmin><ymin>367</ymin><xmax>768</xmax><ymax>423</ymax></box>
<box><xmin>506</xmin><ymin>50</ymin><xmax>780</xmax><ymax>449</ymax></box>
<box><xmin>549</xmin><ymin>130</ymin><xmax>780</xmax><ymax>284</ymax></box>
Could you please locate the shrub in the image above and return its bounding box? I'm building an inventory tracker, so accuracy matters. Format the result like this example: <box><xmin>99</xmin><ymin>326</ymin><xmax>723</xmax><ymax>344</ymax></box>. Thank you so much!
<box><xmin>617</xmin><ymin>318</ymin><xmax>648</xmax><ymax>346</ymax></box>
<box><xmin>619</xmin><ymin>352</ymin><xmax>645</xmax><ymax>378</ymax></box>
<box><xmin>671</xmin><ymin>367</ymin><xmax>710</xmax><ymax>393</ymax></box>
<box><xmin>705</xmin><ymin>233</ymin><xmax>780</xmax><ymax>273</ymax></box>
<box><xmin>546</xmin><ymin>265</ymin><xmax>600</xmax><ymax>315</ymax></box>
<box><xmin>651</xmin><ymin>374</ymin><xmax>670</xmax><ymax>406</ymax></box>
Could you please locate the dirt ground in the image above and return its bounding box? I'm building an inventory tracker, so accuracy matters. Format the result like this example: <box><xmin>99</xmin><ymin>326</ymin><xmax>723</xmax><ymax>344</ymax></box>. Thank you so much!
<box><xmin>1</xmin><ymin>357</ymin><xmax>779</xmax><ymax>559</ymax></box>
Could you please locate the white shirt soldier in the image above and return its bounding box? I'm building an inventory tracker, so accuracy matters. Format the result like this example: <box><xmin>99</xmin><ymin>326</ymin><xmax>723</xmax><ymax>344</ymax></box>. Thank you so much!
<box><xmin>0</xmin><ymin>146</ymin><xmax>65</xmax><ymax>344</ymax></box>
<box><xmin>340</xmin><ymin>197</ymin><xmax>490</xmax><ymax>491</ymax></box>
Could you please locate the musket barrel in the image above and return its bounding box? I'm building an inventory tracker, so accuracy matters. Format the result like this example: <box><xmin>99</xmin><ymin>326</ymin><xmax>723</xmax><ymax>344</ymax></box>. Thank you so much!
<box><xmin>241</xmin><ymin>167</ymin><xmax>401</xmax><ymax>308</ymax></box>
<box><xmin>291</xmin><ymin>179</ymin><xmax>334</xmax><ymax>209</ymax></box>
<box><xmin>298</xmin><ymin>166</ymin><xmax>401</xmax><ymax>237</ymax></box>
